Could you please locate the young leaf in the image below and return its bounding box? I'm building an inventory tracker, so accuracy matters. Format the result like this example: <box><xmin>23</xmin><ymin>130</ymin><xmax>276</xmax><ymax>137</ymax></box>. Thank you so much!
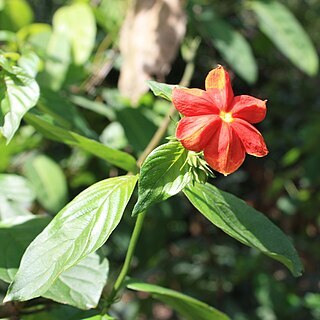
<box><xmin>250</xmin><ymin>0</ymin><xmax>318</xmax><ymax>76</ymax></box>
<box><xmin>24</xmin><ymin>113</ymin><xmax>138</xmax><ymax>173</ymax></box>
<box><xmin>127</xmin><ymin>281</ymin><xmax>230</xmax><ymax>320</ymax></box>
<box><xmin>196</xmin><ymin>9</ymin><xmax>257</xmax><ymax>84</ymax></box>
<box><xmin>184</xmin><ymin>182</ymin><xmax>303</xmax><ymax>276</ymax></box>
<box><xmin>53</xmin><ymin>3</ymin><xmax>96</xmax><ymax>65</ymax></box>
<box><xmin>132</xmin><ymin>141</ymin><xmax>191</xmax><ymax>215</ymax></box>
<box><xmin>23</xmin><ymin>154</ymin><xmax>68</xmax><ymax>213</ymax></box>
<box><xmin>0</xmin><ymin>57</ymin><xmax>40</xmax><ymax>142</ymax></box>
<box><xmin>147</xmin><ymin>81</ymin><xmax>177</xmax><ymax>101</ymax></box>
<box><xmin>4</xmin><ymin>175</ymin><xmax>138</xmax><ymax>302</ymax></box>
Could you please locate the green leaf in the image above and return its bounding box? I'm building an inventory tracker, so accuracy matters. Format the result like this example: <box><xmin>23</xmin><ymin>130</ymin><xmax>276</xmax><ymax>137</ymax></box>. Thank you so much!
<box><xmin>38</xmin><ymin>88</ymin><xmax>97</xmax><ymax>139</ymax></box>
<box><xmin>0</xmin><ymin>217</ymin><xmax>108</xmax><ymax>309</ymax></box>
<box><xmin>133</xmin><ymin>141</ymin><xmax>191</xmax><ymax>215</ymax></box>
<box><xmin>183</xmin><ymin>182</ymin><xmax>303</xmax><ymax>276</ymax></box>
<box><xmin>81</xmin><ymin>315</ymin><xmax>115</xmax><ymax>320</ymax></box>
<box><xmin>0</xmin><ymin>174</ymin><xmax>35</xmax><ymax>220</ymax></box>
<box><xmin>0</xmin><ymin>216</ymin><xmax>50</xmax><ymax>283</ymax></box>
<box><xmin>0</xmin><ymin>56</ymin><xmax>40</xmax><ymax>142</ymax></box>
<box><xmin>147</xmin><ymin>81</ymin><xmax>176</xmax><ymax>101</ymax></box>
<box><xmin>53</xmin><ymin>3</ymin><xmax>96</xmax><ymax>65</ymax></box>
<box><xmin>4</xmin><ymin>175</ymin><xmax>138</xmax><ymax>302</ymax></box>
<box><xmin>0</xmin><ymin>0</ymin><xmax>34</xmax><ymax>32</ymax></box>
<box><xmin>24</xmin><ymin>113</ymin><xmax>138</xmax><ymax>173</ymax></box>
<box><xmin>127</xmin><ymin>281</ymin><xmax>230</xmax><ymax>320</ymax></box>
<box><xmin>250</xmin><ymin>0</ymin><xmax>318</xmax><ymax>76</ymax></box>
<box><xmin>196</xmin><ymin>9</ymin><xmax>257</xmax><ymax>84</ymax></box>
<box><xmin>43</xmin><ymin>253</ymin><xmax>109</xmax><ymax>309</ymax></box>
<box><xmin>116</xmin><ymin>108</ymin><xmax>157</xmax><ymax>154</ymax></box>
<box><xmin>42</xmin><ymin>29</ymin><xmax>71</xmax><ymax>90</ymax></box>
<box><xmin>18</xmin><ymin>50</ymin><xmax>41</xmax><ymax>78</ymax></box>
<box><xmin>23</xmin><ymin>154</ymin><xmax>68</xmax><ymax>213</ymax></box>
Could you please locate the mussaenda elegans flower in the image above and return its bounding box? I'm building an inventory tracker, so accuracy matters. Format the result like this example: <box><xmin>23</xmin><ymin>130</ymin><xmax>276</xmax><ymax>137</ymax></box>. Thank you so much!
<box><xmin>173</xmin><ymin>65</ymin><xmax>268</xmax><ymax>176</ymax></box>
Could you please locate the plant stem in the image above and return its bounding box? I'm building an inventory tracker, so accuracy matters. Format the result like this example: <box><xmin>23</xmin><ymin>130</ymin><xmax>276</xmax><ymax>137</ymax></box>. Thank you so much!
<box><xmin>106</xmin><ymin>43</ymin><xmax>197</xmax><ymax>308</ymax></box>
<box><xmin>107</xmin><ymin>211</ymin><xmax>146</xmax><ymax>304</ymax></box>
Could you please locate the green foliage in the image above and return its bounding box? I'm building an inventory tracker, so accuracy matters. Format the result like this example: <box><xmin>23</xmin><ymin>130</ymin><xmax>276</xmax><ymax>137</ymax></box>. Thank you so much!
<box><xmin>0</xmin><ymin>0</ymin><xmax>33</xmax><ymax>31</ymax></box>
<box><xmin>133</xmin><ymin>141</ymin><xmax>191</xmax><ymax>215</ymax></box>
<box><xmin>250</xmin><ymin>0</ymin><xmax>319</xmax><ymax>76</ymax></box>
<box><xmin>147</xmin><ymin>81</ymin><xmax>176</xmax><ymax>101</ymax></box>
<box><xmin>23</xmin><ymin>154</ymin><xmax>68</xmax><ymax>213</ymax></box>
<box><xmin>184</xmin><ymin>182</ymin><xmax>303</xmax><ymax>277</ymax></box>
<box><xmin>195</xmin><ymin>9</ymin><xmax>257</xmax><ymax>83</ymax></box>
<box><xmin>52</xmin><ymin>3</ymin><xmax>96</xmax><ymax>65</ymax></box>
<box><xmin>127</xmin><ymin>281</ymin><xmax>230</xmax><ymax>320</ymax></box>
<box><xmin>5</xmin><ymin>175</ymin><xmax>137</xmax><ymax>303</ymax></box>
<box><xmin>24</xmin><ymin>113</ymin><xmax>137</xmax><ymax>173</ymax></box>
<box><xmin>0</xmin><ymin>53</ymin><xmax>40</xmax><ymax>142</ymax></box>
<box><xmin>0</xmin><ymin>0</ymin><xmax>318</xmax><ymax>318</ymax></box>
<box><xmin>0</xmin><ymin>174</ymin><xmax>35</xmax><ymax>220</ymax></box>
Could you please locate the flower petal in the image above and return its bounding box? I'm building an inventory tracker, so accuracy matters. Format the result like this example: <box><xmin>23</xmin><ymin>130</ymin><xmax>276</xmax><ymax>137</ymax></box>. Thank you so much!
<box><xmin>205</xmin><ymin>65</ymin><xmax>234</xmax><ymax>111</ymax></box>
<box><xmin>172</xmin><ymin>88</ymin><xmax>219</xmax><ymax>116</ymax></box>
<box><xmin>176</xmin><ymin>115</ymin><xmax>221</xmax><ymax>152</ymax></box>
<box><xmin>231</xmin><ymin>95</ymin><xmax>267</xmax><ymax>124</ymax></box>
<box><xmin>204</xmin><ymin>122</ymin><xmax>245</xmax><ymax>175</ymax></box>
<box><xmin>231</xmin><ymin>118</ymin><xmax>268</xmax><ymax>157</ymax></box>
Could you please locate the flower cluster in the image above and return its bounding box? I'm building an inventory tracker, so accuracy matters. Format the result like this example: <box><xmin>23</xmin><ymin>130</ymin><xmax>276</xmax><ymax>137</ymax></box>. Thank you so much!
<box><xmin>172</xmin><ymin>66</ymin><xmax>268</xmax><ymax>175</ymax></box>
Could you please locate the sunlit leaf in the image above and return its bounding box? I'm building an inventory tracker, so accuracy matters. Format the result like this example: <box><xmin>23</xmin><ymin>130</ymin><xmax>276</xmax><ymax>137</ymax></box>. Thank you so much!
<box><xmin>133</xmin><ymin>141</ymin><xmax>191</xmax><ymax>215</ymax></box>
<box><xmin>0</xmin><ymin>55</ymin><xmax>40</xmax><ymax>142</ymax></box>
<box><xmin>0</xmin><ymin>217</ymin><xmax>108</xmax><ymax>309</ymax></box>
<box><xmin>53</xmin><ymin>3</ymin><xmax>96</xmax><ymax>65</ymax></box>
<box><xmin>5</xmin><ymin>175</ymin><xmax>138</xmax><ymax>302</ymax></box>
<box><xmin>43</xmin><ymin>253</ymin><xmax>109</xmax><ymax>309</ymax></box>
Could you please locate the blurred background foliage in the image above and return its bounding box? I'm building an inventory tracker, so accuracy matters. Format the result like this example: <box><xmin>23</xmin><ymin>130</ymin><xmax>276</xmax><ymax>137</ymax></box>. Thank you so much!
<box><xmin>0</xmin><ymin>0</ymin><xmax>320</xmax><ymax>319</ymax></box>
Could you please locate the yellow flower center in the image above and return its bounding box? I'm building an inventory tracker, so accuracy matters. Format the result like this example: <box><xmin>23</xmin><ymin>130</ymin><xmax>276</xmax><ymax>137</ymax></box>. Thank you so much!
<box><xmin>220</xmin><ymin>111</ymin><xmax>234</xmax><ymax>123</ymax></box>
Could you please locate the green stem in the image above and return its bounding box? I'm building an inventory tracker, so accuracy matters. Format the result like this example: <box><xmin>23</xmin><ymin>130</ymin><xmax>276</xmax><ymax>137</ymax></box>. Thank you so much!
<box><xmin>106</xmin><ymin>39</ymin><xmax>198</xmax><ymax>310</ymax></box>
<box><xmin>108</xmin><ymin>211</ymin><xmax>146</xmax><ymax>304</ymax></box>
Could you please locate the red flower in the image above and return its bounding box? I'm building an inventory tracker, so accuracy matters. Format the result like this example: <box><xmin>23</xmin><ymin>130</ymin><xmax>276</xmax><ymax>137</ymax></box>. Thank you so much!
<box><xmin>173</xmin><ymin>66</ymin><xmax>268</xmax><ymax>176</ymax></box>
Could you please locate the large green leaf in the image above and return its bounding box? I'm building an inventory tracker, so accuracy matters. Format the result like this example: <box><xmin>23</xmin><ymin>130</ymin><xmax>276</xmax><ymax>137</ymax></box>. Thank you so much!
<box><xmin>196</xmin><ymin>9</ymin><xmax>257</xmax><ymax>84</ymax></box>
<box><xmin>0</xmin><ymin>174</ymin><xmax>35</xmax><ymax>220</ymax></box>
<box><xmin>24</xmin><ymin>113</ymin><xmax>137</xmax><ymax>173</ymax></box>
<box><xmin>53</xmin><ymin>3</ymin><xmax>96</xmax><ymax>65</ymax></box>
<box><xmin>23</xmin><ymin>154</ymin><xmax>68</xmax><ymax>213</ymax></box>
<box><xmin>0</xmin><ymin>217</ymin><xmax>108</xmax><ymax>310</ymax></box>
<box><xmin>0</xmin><ymin>55</ymin><xmax>40</xmax><ymax>142</ymax></box>
<box><xmin>250</xmin><ymin>0</ymin><xmax>318</xmax><ymax>76</ymax></box>
<box><xmin>184</xmin><ymin>182</ymin><xmax>303</xmax><ymax>276</ymax></box>
<box><xmin>133</xmin><ymin>141</ymin><xmax>191</xmax><ymax>215</ymax></box>
<box><xmin>127</xmin><ymin>281</ymin><xmax>230</xmax><ymax>320</ymax></box>
<box><xmin>4</xmin><ymin>175</ymin><xmax>138</xmax><ymax>302</ymax></box>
